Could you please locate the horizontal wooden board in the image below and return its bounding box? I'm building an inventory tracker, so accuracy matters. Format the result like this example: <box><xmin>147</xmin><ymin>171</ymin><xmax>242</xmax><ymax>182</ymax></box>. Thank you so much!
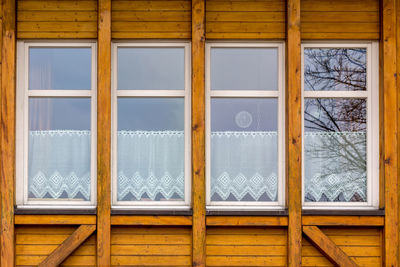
<box><xmin>112</xmin><ymin>32</ymin><xmax>191</xmax><ymax>38</ymax></box>
<box><xmin>17</xmin><ymin>255</ymin><xmax>95</xmax><ymax>266</ymax></box>
<box><xmin>206</xmin><ymin>0</ymin><xmax>285</xmax><ymax>12</ymax></box>
<box><xmin>18</xmin><ymin>11</ymin><xmax>97</xmax><ymax>21</ymax></box>
<box><xmin>18</xmin><ymin>21</ymin><xmax>97</xmax><ymax>32</ymax></box>
<box><xmin>112</xmin><ymin>11</ymin><xmax>191</xmax><ymax>21</ymax></box>
<box><xmin>207</xmin><ymin>217</ymin><xmax>288</xmax><ymax>226</ymax></box>
<box><xmin>111</xmin><ymin>244</ymin><xmax>191</xmax><ymax>256</ymax></box>
<box><xmin>302</xmin><ymin>216</ymin><xmax>384</xmax><ymax>226</ymax></box>
<box><xmin>17</xmin><ymin>31</ymin><xmax>97</xmax><ymax>38</ymax></box>
<box><xmin>18</xmin><ymin>0</ymin><xmax>97</xmax><ymax>11</ymax></box>
<box><xmin>206</xmin><ymin>245</ymin><xmax>287</xmax><ymax>256</ymax></box>
<box><xmin>16</xmin><ymin>244</ymin><xmax>95</xmax><ymax>256</ymax></box>
<box><xmin>206</xmin><ymin>256</ymin><xmax>286</xmax><ymax>266</ymax></box>
<box><xmin>301</xmin><ymin>0</ymin><xmax>379</xmax><ymax>11</ymax></box>
<box><xmin>15</xmin><ymin>215</ymin><xmax>96</xmax><ymax>225</ymax></box>
<box><xmin>111</xmin><ymin>255</ymin><xmax>191</xmax><ymax>266</ymax></box>
<box><xmin>301</xmin><ymin>11</ymin><xmax>379</xmax><ymax>23</ymax></box>
<box><xmin>206</xmin><ymin>32</ymin><xmax>285</xmax><ymax>39</ymax></box>
<box><xmin>112</xmin><ymin>0</ymin><xmax>191</xmax><ymax>11</ymax></box>
<box><xmin>206</xmin><ymin>11</ymin><xmax>285</xmax><ymax>22</ymax></box>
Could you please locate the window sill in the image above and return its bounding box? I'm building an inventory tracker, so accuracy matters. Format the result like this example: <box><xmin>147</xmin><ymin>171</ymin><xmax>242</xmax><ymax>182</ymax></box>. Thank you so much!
<box><xmin>111</xmin><ymin>209</ymin><xmax>192</xmax><ymax>216</ymax></box>
<box><xmin>15</xmin><ymin>206</ymin><xmax>97</xmax><ymax>215</ymax></box>
<box><xmin>206</xmin><ymin>209</ymin><xmax>288</xmax><ymax>216</ymax></box>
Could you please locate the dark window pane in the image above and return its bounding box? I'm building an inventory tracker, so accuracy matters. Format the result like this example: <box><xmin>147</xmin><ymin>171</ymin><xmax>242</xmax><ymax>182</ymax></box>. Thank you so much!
<box><xmin>304</xmin><ymin>48</ymin><xmax>367</xmax><ymax>91</ymax></box>
<box><xmin>304</xmin><ymin>98</ymin><xmax>367</xmax><ymax>202</ymax></box>
<box><xmin>211</xmin><ymin>98</ymin><xmax>278</xmax><ymax>202</ymax></box>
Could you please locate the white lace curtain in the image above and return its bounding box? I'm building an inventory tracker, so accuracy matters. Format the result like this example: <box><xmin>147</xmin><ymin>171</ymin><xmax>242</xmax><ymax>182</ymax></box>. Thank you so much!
<box><xmin>28</xmin><ymin>130</ymin><xmax>367</xmax><ymax>202</ymax></box>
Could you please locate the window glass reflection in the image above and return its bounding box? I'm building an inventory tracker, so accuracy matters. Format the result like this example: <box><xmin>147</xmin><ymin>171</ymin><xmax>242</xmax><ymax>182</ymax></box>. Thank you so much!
<box><xmin>304</xmin><ymin>48</ymin><xmax>367</xmax><ymax>91</ymax></box>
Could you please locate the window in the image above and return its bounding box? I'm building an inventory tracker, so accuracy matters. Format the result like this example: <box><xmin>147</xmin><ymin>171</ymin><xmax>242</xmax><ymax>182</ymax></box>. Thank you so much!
<box><xmin>206</xmin><ymin>42</ymin><xmax>285</xmax><ymax>210</ymax></box>
<box><xmin>302</xmin><ymin>42</ymin><xmax>379</xmax><ymax>209</ymax></box>
<box><xmin>112</xmin><ymin>42</ymin><xmax>191</xmax><ymax>209</ymax></box>
<box><xmin>16</xmin><ymin>41</ymin><xmax>97</xmax><ymax>208</ymax></box>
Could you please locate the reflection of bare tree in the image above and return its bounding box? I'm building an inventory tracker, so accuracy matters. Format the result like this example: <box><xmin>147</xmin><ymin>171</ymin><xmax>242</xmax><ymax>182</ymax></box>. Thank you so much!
<box><xmin>304</xmin><ymin>48</ymin><xmax>367</xmax><ymax>202</ymax></box>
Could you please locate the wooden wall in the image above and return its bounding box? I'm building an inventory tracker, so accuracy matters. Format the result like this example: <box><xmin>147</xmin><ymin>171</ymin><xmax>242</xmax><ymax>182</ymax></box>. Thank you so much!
<box><xmin>1</xmin><ymin>0</ymin><xmax>398</xmax><ymax>266</ymax></box>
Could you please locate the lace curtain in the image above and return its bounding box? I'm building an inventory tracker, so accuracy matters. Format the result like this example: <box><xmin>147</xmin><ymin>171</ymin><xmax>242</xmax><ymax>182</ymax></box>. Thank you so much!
<box><xmin>28</xmin><ymin>130</ymin><xmax>367</xmax><ymax>202</ymax></box>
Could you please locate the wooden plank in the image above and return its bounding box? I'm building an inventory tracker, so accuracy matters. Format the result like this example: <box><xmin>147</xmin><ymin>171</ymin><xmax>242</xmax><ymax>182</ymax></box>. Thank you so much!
<box><xmin>112</xmin><ymin>11</ymin><xmax>191</xmax><ymax>21</ymax></box>
<box><xmin>112</xmin><ymin>21</ymin><xmax>191</xmax><ymax>32</ymax></box>
<box><xmin>16</xmin><ymin>244</ymin><xmax>95</xmax><ymax>256</ymax></box>
<box><xmin>206</xmin><ymin>245</ymin><xmax>287</xmax><ymax>256</ymax></box>
<box><xmin>17</xmin><ymin>11</ymin><xmax>98</xmax><ymax>21</ymax></box>
<box><xmin>206</xmin><ymin>256</ymin><xmax>287</xmax><ymax>266</ymax></box>
<box><xmin>16</xmin><ymin>234</ymin><xmax>96</xmax><ymax>245</ymax></box>
<box><xmin>17</xmin><ymin>31</ymin><xmax>97</xmax><ymax>39</ymax></box>
<box><xmin>111</xmin><ymin>215</ymin><xmax>192</xmax><ymax>225</ymax></box>
<box><xmin>206</xmin><ymin>216</ymin><xmax>288</xmax><ymax>226</ymax></box>
<box><xmin>301</xmin><ymin>22</ymin><xmax>379</xmax><ymax>33</ymax></box>
<box><xmin>1</xmin><ymin>0</ymin><xmax>16</xmax><ymax>266</ymax></box>
<box><xmin>111</xmin><ymin>234</ymin><xmax>191</xmax><ymax>245</ymax></box>
<box><xmin>17</xmin><ymin>21</ymin><xmax>97</xmax><ymax>32</ymax></box>
<box><xmin>301</xmin><ymin>32</ymin><xmax>380</xmax><ymax>40</ymax></box>
<box><xmin>206</xmin><ymin>11</ymin><xmax>286</xmax><ymax>22</ymax></box>
<box><xmin>111</xmin><ymin>255</ymin><xmax>191</xmax><ymax>266</ymax></box>
<box><xmin>192</xmin><ymin>1</ymin><xmax>206</xmax><ymax>267</ymax></box>
<box><xmin>206</xmin><ymin>32</ymin><xmax>285</xmax><ymax>39</ymax></box>
<box><xmin>38</xmin><ymin>224</ymin><xmax>96</xmax><ymax>267</ymax></box>
<box><xmin>301</xmin><ymin>0</ymin><xmax>379</xmax><ymax>11</ymax></box>
<box><xmin>15</xmin><ymin>215</ymin><xmax>96</xmax><ymax>225</ymax></box>
<box><xmin>382</xmin><ymin>0</ymin><xmax>399</xmax><ymax>266</ymax></box>
<box><xmin>206</xmin><ymin>22</ymin><xmax>285</xmax><ymax>33</ymax></box>
<box><xmin>112</xmin><ymin>0</ymin><xmax>191</xmax><ymax>11</ymax></box>
<box><xmin>206</xmin><ymin>1</ymin><xmax>285</xmax><ymax>12</ymax></box>
<box><xmin>302</xmin><ymin>245</ymin><xmax>382</xmax><ymax>257</ymax></box>
<box><xmin>97</xmin><ymin>0</ymin><xmax>111</xmax><ymax>266</ymax></box>
<box><xmin>301</xmin><ymin>11</ymin><xmax>379</xmax><ymax>23</ymax></box>
<box><xmin>302</xmin><ymin>216</ymin><xmax>384</xmax><ymax>226</ymax></box>
<box><xmin>17</xmin><ymin>0</ymin><xmax>97</xmax><ymax>11</ymax></box>
<box><xmin>111</xmin><ymin>244</ymin><xmax>191</xmax><ymax>255</ymax></box>
<box><xmin>17</xmin><ymin>255</ymin><xmax>96</xmax><ymax>266</ymax></box>
<box><xmin>303</xmin><ymin>226</ymin><xmax>358</xmax><ymax>267</ymax></box>
<box><xmin>287</xmin><ymin>0</ymin><xmax>302</xmax><ymax>266</ymax></box>
<box><xmin>206</xmin><ymin>235</ymin><xmax>287</xmax><ymax>246</ymax></box>
<box><xmin>112</xmin><ymin>31</ymin><xmax>191</xmax><ymax>39</ymax></box>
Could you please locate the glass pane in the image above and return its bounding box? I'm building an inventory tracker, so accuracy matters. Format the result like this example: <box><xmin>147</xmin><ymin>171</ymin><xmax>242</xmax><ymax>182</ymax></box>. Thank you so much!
<box><xmin>28</xmin><ymin>98</ymin><xmax>91</xmax><ymax>201</ymax></box>
<box><xmin>211</xmin><ymin>98</ymin><xmax>278</xmax><ymax>202</ymax></box>
<box><xmin>117</xmin><ymin>47</ymin><xmax>185</xmax><ymax>90</ymax></box>
<box><xmin>304</xmin><ymin>48</ymin><xmax>367</xmax><ymax>91</ymax></box>
<box><xmin>304</xmin><ymin>98</ymin><xmax>367</xmax><ymax>202</ymax></box>
<box><xmin>117</xmin><ymin>98</ymin><xmax>185</xmax><ymax>201</ymax></box>
<box><xmin>29</xmin><ymin>47</ymin><xmax>92</xmax><ymax>90</ymax></box>
<box><xmin>211</xmin><ymin>47</ymin><xmax>278</xmax><ymax>91</ymax></box>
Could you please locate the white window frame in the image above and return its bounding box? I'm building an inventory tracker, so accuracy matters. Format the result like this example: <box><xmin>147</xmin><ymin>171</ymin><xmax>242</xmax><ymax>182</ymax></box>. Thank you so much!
<box><xmin>16</xmin><ymin>41</ymin><xmax>97</xmax><ymax>209</ymax></box>
<box><xmin>111</xmin><ymin>41</ymin><xmax>192</xmax><ymax>210</ymax></box>
<box><xmin>205</xmin><ymin>42</ymin><xmax>286</xmax><ymax>210</ymax></box>
<box><xmin>301</xmin><ymin>41</ymin><xmax>379</xmax><ymax>210</ymax></box>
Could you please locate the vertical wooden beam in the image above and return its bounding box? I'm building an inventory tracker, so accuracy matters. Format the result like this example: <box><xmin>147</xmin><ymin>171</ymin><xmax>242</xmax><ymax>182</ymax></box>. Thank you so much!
<box><xmin>191</xmin><ymin>0</ymin><xmax>206</xmax><ymax>266</ymax></box>
<box><xmin>382</xmin><ymin>0</ymin><xmax>399</xmax><ymax>266</ymax></box>
<box><xmin>97</xmin><ymin>0</ymin><xmax>111</xmax><ymax>265</ymax></box>
<box><xmin>1</xmin><ymin>0</ymin><xmax>15</xmax><ymax>266</ymax></box>
<box><xmin>286</xmin><ymin>0</ymin><xmax>302</xmax><ymax>266</ymax></box>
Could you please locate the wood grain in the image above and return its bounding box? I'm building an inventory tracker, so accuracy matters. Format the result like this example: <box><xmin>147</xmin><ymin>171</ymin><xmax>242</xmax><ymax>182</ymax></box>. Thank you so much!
<box><xmin>287</xmin><ymin>0</ymin><xmax>302</xmax><ymax>266</ymax></box>
<box><xmin>192</xmin><ymin>0</ymin><xmax>206</xmax><ymax>267</ymax></box>
<box><xmin>15</xmin><ymin>215</ymin><xmax>96</xmax><ymax>225</ymax></box>
<box><xmin>111</xmin><ymin>216</ymin><xmax>192</xmax><ymax>226</ymax></box>
<box><xmin>1</xmin><ymin>0</ymin><xmax>16</xmax><ymax>266</ymax></box>
<box><xmin>206</xmin><ymin>216</ymin><xmax>288</xmax><ymax>226</ymax></box>
<box><xmin>97</xmin><ymin>0</ymin><xmax>111</xmax><ymax>266</ymax></box>
<box><xmin>382</xmin><ymin>0</ymin><xmax>399</xmax><ymax>266</ymax></box>
<box><xmin>303</xmin><ymin>226</ymin><xmax>358</xmax><ymax>267</ymax></box>
<box><xmin>302</xmin><ymin>216</ymin><xmax>384</xmax><ymax>226</ymax></box>
<box><xmin>38</xmin><ymin>224</ymin><xmax>96</xmax><ymax>267</ymax></box>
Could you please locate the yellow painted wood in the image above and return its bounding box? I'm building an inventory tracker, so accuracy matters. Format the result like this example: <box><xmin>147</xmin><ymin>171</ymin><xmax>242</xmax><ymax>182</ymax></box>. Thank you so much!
<box><xmin>15</xmin><ymin>215</ymin><xmax>96</xmax><ymax>225</ymax></box>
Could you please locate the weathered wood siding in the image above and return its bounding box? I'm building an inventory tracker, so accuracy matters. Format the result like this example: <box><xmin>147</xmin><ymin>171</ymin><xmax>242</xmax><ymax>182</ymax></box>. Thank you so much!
<box><xmin>205</xmin><ymin>0</ymin><xmax>286</xmax><ymax>39</ymax></box>
<box><xmin>17</xmin><ymin>0</ymin><xmax>98</xmax><ymax>39</ymax></box>
<box><xmin>300</xmin><ymin>0</ymin><xmax>380</xmax><ymax>39</ymax></box>
<box><xmin>111</xmin><ymin>0</ymin><xmax>191</xmax><ymax>39</ymax></box>
<box><xmin>110</xmin><ymin>226</ymin><xmax>192</xmax><ymax>266</ymax></box>
<box><xmin>302</xmin><ymin>227</ymin><xmax>383</xmax><ymax>267</ymax></box>
<box><xmin>206</xmin><ymin>227</ymin><xmax>287</xmax><ymax>266</ymax></box>
<box><xmin>15</xmin><ymin>226</ymin><xmax>96</xmax><ymax>266</ymax></box>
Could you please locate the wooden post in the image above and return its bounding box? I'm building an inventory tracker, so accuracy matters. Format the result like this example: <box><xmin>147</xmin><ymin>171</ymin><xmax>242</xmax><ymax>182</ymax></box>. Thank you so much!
<box><xmin>1</xmin><ymin>0</ymin><xmax>15</xmax><ymax>266</ymax></box>
<box><xmin>97</xmin><ymin>0</ymin><xmax>111</xmax><ymax>265</ymax></box>
<box><xmin>382</xmin><ymin>0</ymin><xmax>399</xmax><ymax>266</ymax></box>
<box><xmin>286</xmin><ymin>0</ymin><xmax>302</xmax><ymax>266</ymax></box>
<box><xmin>191</xmin><ymin>0</ymin><xmax>206</xmax><ymax>266</ymax></box>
